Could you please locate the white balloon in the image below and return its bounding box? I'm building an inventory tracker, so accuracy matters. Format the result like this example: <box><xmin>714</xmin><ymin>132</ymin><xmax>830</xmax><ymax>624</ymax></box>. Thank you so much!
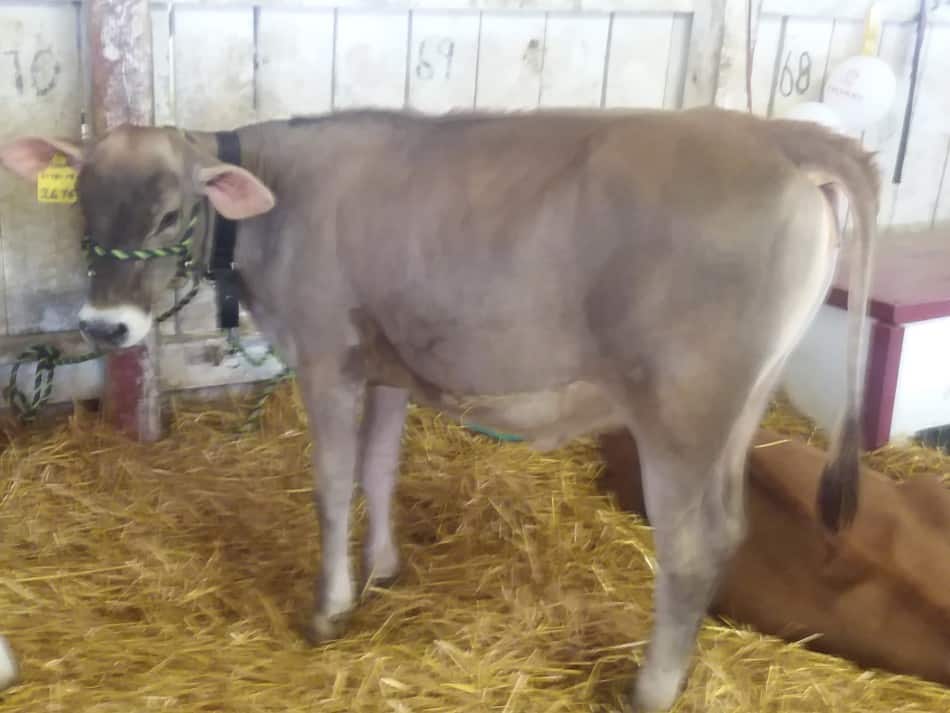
<box><xmin>779</xmin><ymin>101</ymin><xmax>844</xmax><ymax>132</ymax></box>
<box><xmin>823</xmin><ymin>55</ymin><xmax>897</xmax><ymax>130</ymax></box>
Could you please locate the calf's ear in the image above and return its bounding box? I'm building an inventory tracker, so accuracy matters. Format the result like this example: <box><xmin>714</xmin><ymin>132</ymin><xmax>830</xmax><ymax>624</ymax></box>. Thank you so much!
<box><xmin>195</xmin><ymin>163</ymin><xmax>276</xmax><ymax>220</ymax></box>
<box><xmin>0</xmin><ymin>136</ymin><xmax>83</xmax><ymax>181</ymax></box>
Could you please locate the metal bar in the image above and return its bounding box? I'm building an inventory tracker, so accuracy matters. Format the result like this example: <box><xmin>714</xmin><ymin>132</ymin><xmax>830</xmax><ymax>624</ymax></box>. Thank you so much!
<box><xmin>86</xmin><ymin>0</ymin><xmax>162</xmax><ymax>442</ymax></box>
<box><xmin>892</xmin><ymin>0</ymin><xmax>928</xmax><ymax>185</ymax></box>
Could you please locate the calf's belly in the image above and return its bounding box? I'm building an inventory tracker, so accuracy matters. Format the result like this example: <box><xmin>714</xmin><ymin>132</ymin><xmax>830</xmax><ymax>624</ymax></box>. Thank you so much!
<box><xmin>414</xmin><ymin>380</ymin><xmax>625</xmax><ymax>451</ymax></box>
<box><xmin>354</xmin><ymin>306</ymin><xmax>628</xmax><ymax>448</ymax></box>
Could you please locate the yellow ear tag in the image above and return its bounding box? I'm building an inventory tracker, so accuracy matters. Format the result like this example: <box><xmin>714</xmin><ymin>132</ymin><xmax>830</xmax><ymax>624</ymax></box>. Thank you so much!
<box><xmin>37</xmin><ymin>153</ymin><xmax>78</xmax><ymax>205</ymax></box>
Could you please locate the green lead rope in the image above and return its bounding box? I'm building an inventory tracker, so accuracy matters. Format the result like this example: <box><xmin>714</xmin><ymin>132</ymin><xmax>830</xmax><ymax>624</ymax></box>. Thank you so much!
<box><xmin>3</xmin><ymin>345</ymin><xmax>100</xmax><ymax>422</ymax></box>
<box><xmin>223</xmin><ymin>329</ymin><xmax>291</xmax><ymax>433</ymax></box>
<box><xmin>463</xmin><ymin>423</ymin><xmax>524</xmax><ymax>442</ymax></box>
<box><xmin>4</xmin><ymin>274</ymin><xmax>205</xmax><ymax>423</ymax></box>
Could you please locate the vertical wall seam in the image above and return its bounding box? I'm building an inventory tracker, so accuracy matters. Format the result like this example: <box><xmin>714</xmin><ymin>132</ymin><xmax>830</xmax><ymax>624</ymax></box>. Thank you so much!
<box><xmin>330</xmin><ymin>8</ymin><xmax>338</xmax><ymax>110</ymax></box>
<box><xmin>537</xmin><ymin>11</ymin><xmax>549</xmax><ymax>107</ymax></box>
<box><xmin>404</xmin><ymin>10</ymin><xmax>413</xmax><ymax>108</ymax></box>
<box><xmin>600</xmin><ymin>12</ymin><xmax>615</xmax><ymax>108</ymax></box>
<box><xmin>473</xmin><ymin>11</ymin><xmax>483</xmax><ymax>108</ymax></box>
<box><xmin>766</xmin><ymin>15</ymin><xmax>787</xmax><ymax>117</ymax></box>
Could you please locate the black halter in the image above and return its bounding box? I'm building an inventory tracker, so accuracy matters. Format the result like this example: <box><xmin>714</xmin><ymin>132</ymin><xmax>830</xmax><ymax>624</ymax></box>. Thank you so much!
<box><xmin>207</xmin><ymin>131</ymin><xmax>242</xmax><ymax>331</ymax></box>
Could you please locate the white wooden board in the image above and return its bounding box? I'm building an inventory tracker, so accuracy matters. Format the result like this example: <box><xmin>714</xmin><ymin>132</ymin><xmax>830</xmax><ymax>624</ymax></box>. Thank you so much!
<box><xmin>152</xmin><ymin>4</ymin><xmax>174</xmax><ymax>127</ymax></box>
<box><xmin>854</xmin><ymin>21</ymin><xmax>916</xmax><ymax>226</ymax></box>
<box><xmin>891</xmin><ymin>316</ymin><xmax>950</xmax><ymax>438</ymax></box>
<box><xmin>890</xmin><ymin>24</ymin><xmax>950</xmax><ymax>228</ymax></box>
<box><xmin>172</xmin><ymin>6</ymin><xmax>256</xmax><ymax>130</ymax></box>
<box><xmin>713</xmin><ymin>0</ymin><xmax>757</xmax><ymax>110</ymax></box>
<box><xmin>147</xmin><ymin>4</ymin><xmax>182</xmax><ymax>337</ymax></box>
<box><xmin>334</xmin><ymin>10</ymin><xmax>410</xmax><ymax>109</ymax></box>
<box><xmin>171</xmin><ymin>6</ymin><xmax>256</xmax><ymax>335</ymax></box>
<box><xmin>748</xmin><ymin>15</ymin><xmax>782</xmax><ymax>115</ymax></box>
<box><xmin>769</xmin><ymin>17</ymin><xmax>834</xmax><ymax>119</ymax></box>
<box><xmin>936</xmin><ymin>146</ymin><xmax>950</xmax><ymax>225</ymax></box>
<box><xmin>407</xmin><ymin>11</ymin><xmax>480</xmax><ymax>113</ymax></box>
<box><xmin>92</xmin><ymin>0</ymin><xmax>702</xmax><ymax>12</ymax></box>
<box><xmin>785</xmin><ymin>309</ymin><xmax>950</xmax><ymax>446</ymax></box>
<box><xmin>781</xmin><ymin>304</ymin><xmax>852</xmax><ymax>437</ymax></box>
<box><xmin>475</xmin><ymin>13</ymin><xmax>546</xmax><ymax>110</ymax></box>
<box><xmin>762</xmin><ymin>0</ymin><xmax>950</xmax><ymax>23</ymax></box>
<box><xmin>257</xmin><ymin>8</ymin><xmax>335</xmax><ymax>118</ymax></box>
<box><xmin>662</xmin><ymin>12</ymin><xmax>690</xmax><ymax>109</ymax></box>
<box><xmin>5</xmin><ymin>0</ymin><xmax>950</xmax><ymax>410</ymax></box>
<box><xmin>679</xmin><ymin>1</ymin><xmax>721</xmax><ymax>107</ymax></box>
<box><xmin>0</xmin><ymin>3</ymin><xmax>84</xmax><ymax>336</ymax></box>
<box><xmin>604</xmin><ymin>14</ymin><xmax>674</xmax><ymax>109</ymax></box>
<box><xmin>0</xmin><ymin>332</ymin><xmax>283</xmax><ymax>411</ymax></box>
<box><xmin>539</xmin><ymin>14</ymin><xmax>610</xmax><ymax>108</ymax></box>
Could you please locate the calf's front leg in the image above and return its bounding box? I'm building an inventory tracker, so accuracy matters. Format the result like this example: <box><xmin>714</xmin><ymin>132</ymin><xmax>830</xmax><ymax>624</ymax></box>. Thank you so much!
<box><xmin>358</xmin><ymin>385</ymin><xmax>409</xmax><ymax>589</ymax></box>
<box><xmin>300</xmin><ymin>371</ymin><xmax>363</xmax><ymax>644</ymax></box>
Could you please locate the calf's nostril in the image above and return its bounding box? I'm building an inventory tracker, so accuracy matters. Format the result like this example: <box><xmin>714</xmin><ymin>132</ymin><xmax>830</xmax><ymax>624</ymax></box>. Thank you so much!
<box><xmin>80</xmin><ymin>319</ymin><xmax>129</xmax><ymax>345</ymax></box>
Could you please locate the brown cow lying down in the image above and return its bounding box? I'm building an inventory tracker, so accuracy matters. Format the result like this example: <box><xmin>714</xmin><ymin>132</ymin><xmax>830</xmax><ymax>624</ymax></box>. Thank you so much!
<box><xmin>598</xmin><ymin>427</ymin><xmax>950</xmax><ymax>687</ymax></box>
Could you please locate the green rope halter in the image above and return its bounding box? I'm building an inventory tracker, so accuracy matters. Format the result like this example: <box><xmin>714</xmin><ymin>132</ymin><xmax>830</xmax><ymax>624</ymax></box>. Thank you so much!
<box><xmin>81</xmin><ymin>204</ymin><xmax>201</xmax><ymax>263</ymax></box>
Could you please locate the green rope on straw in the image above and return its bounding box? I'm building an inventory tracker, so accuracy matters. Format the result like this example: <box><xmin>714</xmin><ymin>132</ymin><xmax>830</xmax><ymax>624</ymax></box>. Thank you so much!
<box><xmin>463</xmin><ymin>423</ymin><xmax>524</xmax><ymax>442</ymax></box>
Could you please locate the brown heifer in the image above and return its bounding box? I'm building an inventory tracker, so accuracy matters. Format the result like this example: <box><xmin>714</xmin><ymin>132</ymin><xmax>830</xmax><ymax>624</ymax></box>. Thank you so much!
<box><xmin>0</xmin><ymin>107</ymin><xmax>879</xmax><ymax>710</ymax></box>
<box><xmin>599</xmin><ymin>427</ymin><xmax>950</xmax><ymax>687</ymax></box>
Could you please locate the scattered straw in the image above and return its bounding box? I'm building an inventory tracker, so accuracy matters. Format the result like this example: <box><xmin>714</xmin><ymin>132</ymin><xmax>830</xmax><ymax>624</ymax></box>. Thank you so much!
<box><xmin>0</xmin><ymin>385</ymin><xmax>947</xmax><ymax>712</ymax></box>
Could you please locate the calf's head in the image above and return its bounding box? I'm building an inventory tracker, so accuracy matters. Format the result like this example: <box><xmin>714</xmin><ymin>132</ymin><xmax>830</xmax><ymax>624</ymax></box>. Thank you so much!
<box><xmin>0</xmin><ymin>126</ymin><xmax>275</xmax><ymax>350</ymax></box>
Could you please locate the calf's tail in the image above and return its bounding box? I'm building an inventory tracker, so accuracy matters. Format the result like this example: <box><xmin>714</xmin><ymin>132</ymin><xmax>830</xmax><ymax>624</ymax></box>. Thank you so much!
<box><xmin>764</xmin><ymin>118</ymin><xmax>881</xmax><ymax>533</ymax></box>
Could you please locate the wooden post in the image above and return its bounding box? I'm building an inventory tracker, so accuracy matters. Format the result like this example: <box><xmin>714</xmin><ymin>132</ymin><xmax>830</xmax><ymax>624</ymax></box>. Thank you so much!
<box><xmin>714</xmin><ymin>0</ymin><xmax>762</xmax><ymax>111</ymax></box>
<box><xmin>86</xmin><ymin>0</ymin><xmax>162</xmax><ymax>441</ymax></box>
<box><xmin>684</xmin><ymin>0</ymin><xmax>764</xmax><ymax>112</ymax></box>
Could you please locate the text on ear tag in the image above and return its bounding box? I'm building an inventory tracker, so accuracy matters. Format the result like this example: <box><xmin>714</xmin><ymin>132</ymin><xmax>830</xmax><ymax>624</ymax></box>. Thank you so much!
<box><xmin>37</xmin><ymin>153</ymin><xmax>77</xmax><ymax>205</ymax></box>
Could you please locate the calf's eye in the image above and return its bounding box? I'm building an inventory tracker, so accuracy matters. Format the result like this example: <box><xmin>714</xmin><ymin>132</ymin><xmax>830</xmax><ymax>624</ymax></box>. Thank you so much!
<box><xmin>157</xmin><ymin>209</ymin><xmax>180</xmax><ymax>233</ymax></box>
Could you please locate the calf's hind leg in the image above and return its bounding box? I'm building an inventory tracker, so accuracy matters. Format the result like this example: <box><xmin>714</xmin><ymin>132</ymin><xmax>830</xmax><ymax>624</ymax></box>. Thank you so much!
<box><xmin>629</xmin><ymin>436</ymin><xmax>746</xmax><ymax>711</ymax></box>
<box><xmin>629</xmin><ymin>372</ymin><xmax>781</xmax><ymax>712</ymax></box>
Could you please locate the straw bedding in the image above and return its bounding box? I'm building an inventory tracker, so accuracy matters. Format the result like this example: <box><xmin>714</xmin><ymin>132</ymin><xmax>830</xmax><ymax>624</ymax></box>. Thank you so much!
<box><xmin>1</xmin><ymin>383</ymin><xmax>948</xmax><ymax>712</ymax></box>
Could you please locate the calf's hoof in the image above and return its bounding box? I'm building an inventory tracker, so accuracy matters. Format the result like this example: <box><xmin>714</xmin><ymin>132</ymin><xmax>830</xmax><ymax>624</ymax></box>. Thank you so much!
<box><xmin>362</xmin><ymin>545</ymin><xmax>401</xmax><ymax>593</ymax></box>
<box><xmin>0</xmin><ymin>635</ymin><xmax>19</xmax><ymax>691</ymax></box>
<box><xmin>362</xmin><ymin>571</ymin><xmax>400</xmax><ymax>593</ymax></box>
<box><xmin>361</xmin><ymin>558</ymin><xmax>401</xmax><ymax>593</ymax></box>
<box><xmin>303</xmin><ymin>611</ymin><xmax>350</xmax><ymax>646</ymax></box>
<box><xmin>630</xmin><ymin>667</ymin><xmax>684</xmax><ymax>713</ymax></box>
